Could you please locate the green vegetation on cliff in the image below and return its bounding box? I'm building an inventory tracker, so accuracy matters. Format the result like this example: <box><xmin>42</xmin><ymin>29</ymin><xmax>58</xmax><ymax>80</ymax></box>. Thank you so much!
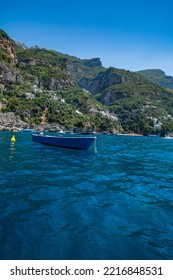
<box><xmin>88</xmin><ymin>69</ymin><xmax>173</xmax><ymax>133</ymax></box>
<box><xmin>0</xmin><ymin>29</ymin><xmax>11</xmax><ymax>40</ymax></box>
<box><xmin>1</xmin><ymin>28</ymin><xmax>173</xmax><ymax>133</ymax></box>
<box><xmin>138</xmin><ymin>69</ymin><xmax>173</xmax><ymax>90</ymax></box>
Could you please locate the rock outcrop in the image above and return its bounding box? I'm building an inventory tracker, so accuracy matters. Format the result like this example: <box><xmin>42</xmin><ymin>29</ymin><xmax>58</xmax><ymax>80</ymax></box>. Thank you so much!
<box><xmin>0</xmin><ymin>61</ymin><xmax>22</xmax><ymax>89</ymax></box>
<box><xmin>0</xmin><ymin>30</ymin><xmax>22</xmax><ymax>89</ymax></box>
<box><xmin>78</xmin><ymin>68</ymin><xmax>125</xmax><ymax>94</ymax></box>
<box><xmin>98</xmin><ymin>89</ymin><xmax>126</xmax><ymax>106</ymax></box>
<box><xmin>83</xmin><ymin>58</ymin><xmax>102</xmax><ymax>67</ymax></box>
<box><xmin>0</xmin><ymin>112</ymin><xmax>27</xmax><ymax>129</ymax></box>
<box><xmin>49</xmin><ymin>77</ymin><xmax>74</xmax><ymax>90</ymax></box>
<box><xmin>2</xmin><ymin>28</ymin><xmax>173</xmax><ymax>133</ymax></box>
<box><xmin>0</xmin><ymin>31</ymin><xmax>17</xmax><ymax>64</ymax></box>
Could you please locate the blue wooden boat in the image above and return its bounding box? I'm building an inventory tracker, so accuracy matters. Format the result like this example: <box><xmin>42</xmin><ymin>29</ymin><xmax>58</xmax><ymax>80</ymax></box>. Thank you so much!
<box><xmin>32</xmin><ymin>134</ymin><xmax>96</xmax><ymax>150</ymax></box>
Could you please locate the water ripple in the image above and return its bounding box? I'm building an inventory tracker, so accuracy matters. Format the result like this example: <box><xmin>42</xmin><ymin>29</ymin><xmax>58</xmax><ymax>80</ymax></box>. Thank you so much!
<box><xmin>0</xmin><ymin>132</ymin><xmax>173</xmax><ymax>259</ymax></box>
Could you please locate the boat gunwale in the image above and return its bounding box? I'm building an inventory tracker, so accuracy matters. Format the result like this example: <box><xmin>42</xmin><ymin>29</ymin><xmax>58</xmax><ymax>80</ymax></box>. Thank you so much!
<box><xmin>32</xmin><ymin>134</ymin><xmax>96</xmax><ymax>140</ymax></box>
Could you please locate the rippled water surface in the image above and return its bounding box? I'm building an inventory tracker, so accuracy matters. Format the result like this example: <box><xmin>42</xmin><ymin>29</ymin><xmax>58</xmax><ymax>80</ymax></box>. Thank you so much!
<box><xmin>0</xmin><ymin>131</ymin><xmax>173</xmax><ymax>260</ymax></box>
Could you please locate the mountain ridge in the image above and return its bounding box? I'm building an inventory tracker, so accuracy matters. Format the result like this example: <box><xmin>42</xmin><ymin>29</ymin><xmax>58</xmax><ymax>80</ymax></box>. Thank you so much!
<box><xmin>1</xmin><ymin>28</ymin><xmax>173</xmax><ymax>134</ymax></box>
<box><xmin>137</xmin><ymin>69</ymin><xmax>173</xmax><ymax>90</ymax></box>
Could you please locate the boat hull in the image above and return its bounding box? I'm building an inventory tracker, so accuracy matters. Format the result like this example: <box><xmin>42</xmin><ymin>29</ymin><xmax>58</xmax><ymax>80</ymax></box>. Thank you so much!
<box><xmin>32</xmin><ymin>134</ymin><xmax>96</xmax><ymax>150</ymax></box>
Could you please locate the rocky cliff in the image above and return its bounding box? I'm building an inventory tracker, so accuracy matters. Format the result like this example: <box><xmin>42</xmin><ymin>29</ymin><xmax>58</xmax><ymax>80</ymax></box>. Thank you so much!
<box><xmin>78</xmin><ymin>68</ymin><xmax>125</xmax><ymax>94</ymax></box>
<box><xmin>83</xmin><ymin>58</ymin><xmax>102</xmax><ymax>67</ymax></box>
<box><xmin>0</xmin><ymin>30</ymin><xmax>22</xmax><ymax>89</ymax></box>
<box><xmin>0</xmin><ymin>29</ymin><xmax>119</xmax><ymax>132</ymax></box>
<box><xmin>98</xmin><ymin>88</ymin><xmax>126</xmax><ymax>106</ymax></box>
<box><xmin>0</xmin><ymin>112</ymin><xmax>27</xmax><ymax>129</ymax></box>
<box><xmin>0</xmin><ymin>29</ymin><xmax>17</xmax><ymax>64</ymax></box>
<box><xmin>1</xmin><ymin>28</ymin><xmax>173</xmax><ymax>133</ymax></box>
<box><xmin>16</xmin><ymin>48</ymin><xmax>76</xmax><ymax>90</ymax></box>
<box><xmin>0</xmin><ymin>61</ymin><xmax>22</xmax><ymax>89</ymax></box>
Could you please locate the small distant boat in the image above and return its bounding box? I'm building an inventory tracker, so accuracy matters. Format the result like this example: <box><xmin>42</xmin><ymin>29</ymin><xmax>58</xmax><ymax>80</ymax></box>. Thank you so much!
<box><xmin>164</xmin><ymin>136</ymin><xmax>173</xmax><ymax>139</ymax></box>
<box><xmin>56</xmin><ymin>130</ymin><xmax>65</xmax><ymax>134</ymax></box>
<box><xmin>19</xmin><ymin>129</ymin><xmax>35</xmax><ymax>133</ymax></box>
<box><xmin>32</xmin><ymin>134</ymin><xmax>96</xmax><ymax>150</ymax></box>
<box><xmin>148</xmin><ymin>134</ymin><xmax>159</xmax><ymax>137</ymax></box>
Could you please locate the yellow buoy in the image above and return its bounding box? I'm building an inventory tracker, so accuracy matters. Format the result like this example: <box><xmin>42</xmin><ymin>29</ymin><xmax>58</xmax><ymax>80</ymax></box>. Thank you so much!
<box><xmin>11</xmin><ymin>135</ymin><xmax>16</xmax><ymax>142</ymax></box>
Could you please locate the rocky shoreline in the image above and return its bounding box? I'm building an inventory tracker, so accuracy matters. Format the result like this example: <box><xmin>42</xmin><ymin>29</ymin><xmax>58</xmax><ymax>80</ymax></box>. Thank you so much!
<box><xmin>0</xmin><ymin>112</ymin><xmax>64</xmax><ymax>132</ymax></box>
<box><xmin>0</xmin><ymin>112</ymin><xmax>119</xmax><ymax>134</ymax></box>
<box><xmin>0</xmin><ymin>112</ymin><xmax>27</xmax><ymax>130</ymax></box>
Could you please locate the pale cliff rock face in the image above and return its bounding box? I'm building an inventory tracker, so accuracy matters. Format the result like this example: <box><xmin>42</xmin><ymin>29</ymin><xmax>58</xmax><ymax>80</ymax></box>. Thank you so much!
<box><xmin>98</xmin><ymin>89</ymin><xmax>126</xmax><ymax>106</ymax></box>
<box><xmin>0</xmin><ymin>61</ymin><xmax>22</xmax><ymax>89</ymax></box>
<box><xmin>0</xmin><ymin>37</ymin><xmax>17</xmax><ymax>64</ymax></box>
<box><xmin>0</xmin><ymin>112</ymin><xmax>64</xmax><ymax>131</ymax></box>
<box><xmin>49</xmin><ymin>77</ymin><xmax>74</xmax><ymax>90</ymax></box>
<box><xmin>32</xmin><ymin>76</ymin><xmax>75</xmax><ymax>91</ymax></box>
<box><xmin>0</xmin><ymin>112</ymin><xmax>27</xmax><ymax>128</ymax></box>
<box><xmin>0</xmin><ymin>32</ymin><xmax>22</xmax><ymax>89</ymax></box>
<box><xmin>78</xmin><ymin>68</ymin><xmax>125</xmax><ymax>94</ymax></box>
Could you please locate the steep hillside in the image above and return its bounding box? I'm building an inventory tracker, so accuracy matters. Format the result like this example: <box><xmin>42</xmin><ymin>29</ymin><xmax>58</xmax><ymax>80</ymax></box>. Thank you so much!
<box><xmin>0</xmin><ymin>29</ymin><xmax>17</xmax><ymax>64</ymax></box>
<box><xmin>138</xmin><ymin>69</ymin><xmax>173</xmax><ymax>90</ymax></box>
<box><xmin>16</xmin><ymin>47</ymin><xmax>75</xmax><ymax>90</ymax></box>
<box><xmin>78</xmin><ymin>67</ymin><xmax>124</xmax><ymax>94</ymax></box>
<box><xmin>0</xmin><ymin>29</ymin><xmax>118</xmax><ymax>132</ymax></box>
<box><xmin>0</xmin><ymin>29</ymin><xmax>21</xmax><ymax>90</ymax></box>
<box><xmin>1</xmin><ymin>28</ymin><xmax>173</xmax><ymax>134</ymax></box>
<box><xmin>16</xmin><ymin>44</ymin><xmax>104</xmax><ymax>88</ymax></box>
<box><xmin>78</xmin><ymin>66</ymin><xmax>173</xmax><ymax>132</ymax></box>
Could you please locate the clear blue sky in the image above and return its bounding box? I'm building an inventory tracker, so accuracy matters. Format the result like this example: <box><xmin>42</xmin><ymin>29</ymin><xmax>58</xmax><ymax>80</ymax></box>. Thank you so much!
<box><xmin>1</xmin><ymin>0</ymin><xmax>173</xmax><ymax>75</ymax></box>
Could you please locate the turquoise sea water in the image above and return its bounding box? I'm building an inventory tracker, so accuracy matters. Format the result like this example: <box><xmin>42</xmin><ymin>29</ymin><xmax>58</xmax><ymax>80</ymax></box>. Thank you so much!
<box><xmin>0</xmin><ymin>131</ymin><xmax>173</xmax><ymax>260</ymax></box>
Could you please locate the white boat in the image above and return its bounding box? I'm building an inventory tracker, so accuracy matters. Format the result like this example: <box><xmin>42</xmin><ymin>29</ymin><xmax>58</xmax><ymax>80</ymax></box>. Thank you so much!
<box><xmin>164</xmin><ymin>136</ymin><xmax>173</xmax><ymax>139</ymax></box>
